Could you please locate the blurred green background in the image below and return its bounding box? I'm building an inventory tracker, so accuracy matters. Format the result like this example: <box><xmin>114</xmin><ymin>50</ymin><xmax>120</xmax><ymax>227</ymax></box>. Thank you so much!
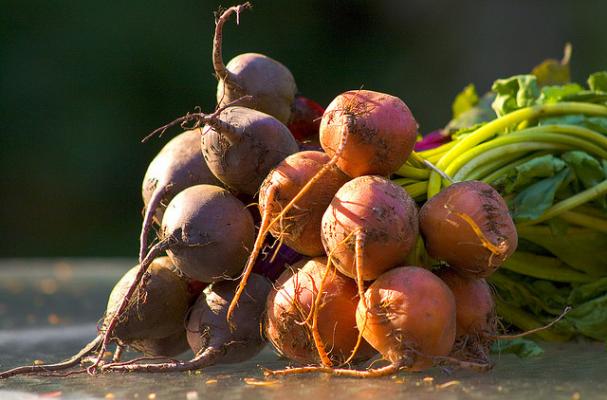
<box><xmin>1</xmin><ymin>0</ymin><xmax>606</xmax><ymax>256</ymax></box>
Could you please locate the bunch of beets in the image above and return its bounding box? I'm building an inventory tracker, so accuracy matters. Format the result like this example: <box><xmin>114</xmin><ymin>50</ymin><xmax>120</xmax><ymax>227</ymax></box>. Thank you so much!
<box><xmin>1</xmin><ymin>3</ymin><xmax>520</xmax><ymax>379</ymax></box>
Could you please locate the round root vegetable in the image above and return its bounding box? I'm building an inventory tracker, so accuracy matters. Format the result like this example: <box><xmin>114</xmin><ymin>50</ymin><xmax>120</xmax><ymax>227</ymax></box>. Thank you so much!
<box><xmin>320</xmin><ymin>89</ymin><xmax>418</xmax><ymax>178</ymax></box>
<box><xmin>355</xmin><ymin>267</ymin><xmax>456</xmax><ymax>372</ymax></box>
<box><xmin>100</xmin><ymin>274</ymin><xmax>271</xmax><ymax>374</ymax></box>
<box><xmin>260</xmin><ymin>151</ymin><xmax>349</xmax><ymax>256</ymax></box>
<box><xmin>128</xmin><ymin>330</ymin><xmax>190</xmax><ymax>358</ymax></box>
<box><xmin>213</xmin><ymin>3</ymin><xmax>297</xmax><ymax>124</ymax></box>
<box><xmin>419</xmin><ymin>180</ymin><xmax>518</xmax><ymax>278</ymax></box>
<box><xmin>201</xmin><ymin>106</ymin><xmax>299</xmax><ymax>194</ymax></box>
<box><xmin>103</xmin><ymin>258</ymin><xmax>192</xmax><ymax>343</ymax></box>
<box><xmin>437</xmin><ymin>268</ymin><xmax>495</xmax><ymax>364</ymax></box>
<box><xmin>226</xmin><ymin>151</ymin><xmax>349</xmax><ymax>324</ymax></box>
<box><xmin>144</xmin><ymin>99</ymin><xmax>298</xmax><ymax>196</ymax></box>
<box><xmin>186</xmin><ymin>275</ymin><xmax>271</xmax><ymax>363</ymax></box>
<box><xmin>157</xmin><ymin>185</ymin><xmax>254</xmax><ymax>282</ymax></box>
<box><xmin>139</xmin><ymin>129</ymin><xmax>222</xmax><ymax>263</ymax></box>
<box><xmin>0</xmin><ymin>257</ymin><xmax>195</xmax><ymax>379</ymax></box>
<box><xmin>266</xmin><ymin>266</ymin><xmax>487</xmax><ymax>378</ymax></box>
<box><xmin>264</xmin><ymin>257</ymin><xmax>375</xmax><ymax>366</ymax></box>
<box><xmin>321</xmin><ymin>175</ymin><xmax>419</xmax><ymax>283</ymax></box>
<box><xmin>92</xmin><ymin>185</ymin><xmax>254</xmax><ymax>372</ymax></box>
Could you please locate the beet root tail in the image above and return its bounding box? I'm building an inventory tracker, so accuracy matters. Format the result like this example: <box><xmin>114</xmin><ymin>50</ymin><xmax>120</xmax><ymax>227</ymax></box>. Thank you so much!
<box><xmin>0</xmin><ymin>335</ymin><xmax>102</xmax><ymax>379</ymax></box>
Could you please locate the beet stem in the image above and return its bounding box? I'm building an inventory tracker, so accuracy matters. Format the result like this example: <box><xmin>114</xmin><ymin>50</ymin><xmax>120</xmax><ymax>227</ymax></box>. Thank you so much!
<box><xmin>141</xmin><ymin>95</ymin><xmax>252</xmax><ymax>143</ymax></box>
<box><xmin>412</xmin><ymin>152</ymin><xmax>453</xmax><ymax>183</ymax></box>
<box><xmin>212</xmin><ymin>3</ymin><xmax>252</xmax><ymax>82</ymax></box>
<box><xmin>0</xmin><ymin>335</ymin><xmax>102</xmax><ymax>379</ymax></box>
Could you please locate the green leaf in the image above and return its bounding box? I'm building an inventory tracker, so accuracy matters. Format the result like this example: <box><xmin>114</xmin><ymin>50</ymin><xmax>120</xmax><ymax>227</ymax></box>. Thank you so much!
<box><xmin>532</xmin><ymin>44</ymin><xmax>571</xmax><ymax>87</ymax></box>
<box><xmin>538</xmin><ymin>84</ymin><xmax>583</xmax><ymax>104</ymax></box>
<box><xmin>492</xmin><ymin>75</ymin><xmax>540</xmax><ymax>117</ymax></box>
<box><xmin>498</xmin><ymin>154</ymin><xmax>566</xmax><ymax>194</ymax></box>
<box><xmin>490</xmin><ymin>271</ymin><xmax>566</xmax><ymax>315</ymax></box>
<box><xmin>452</xmin><ymin>84</ymin><xmax>479</xmax><ymax>119</ymax></box>
<box><xmin>445</xmin><ymin>93</ymin><xmax>496</xmax><ymax>134</ymax></box>
<box><xmin>588</xmin><ymin>71</ymin><xmax>607</xmax><ymax>92</ymax></box>
<box><xmin>517</xmin><ymin>225</ymin><xmax>607</xmax><ymax>276</ymax></box>
<box><xmin>491</xmin><ymin>338</ymin><xmax>544</xmax><ymax>358</ymax></box>
<box><xmin>565</xmin><ymin>294</ymin><xmax>607</xmax><ymax>341</ymax></box>
<box><xmin>562</xmin><ymin>151</ymin><xmax>607</xmax><ymax>208</ymax></box>
<box><xmin>511</xmin><ymin>167</ymin><xmax>570</xmax><ymax>222</ymax></box>
<box><xmin>569</xmin><ymin>277</ymin><xmax>607</xmax><ymax>304</ymax></box>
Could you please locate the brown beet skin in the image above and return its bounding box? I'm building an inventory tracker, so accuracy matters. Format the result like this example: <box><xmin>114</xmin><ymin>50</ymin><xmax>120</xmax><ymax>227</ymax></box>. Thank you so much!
<box><xmin>321</xmin><ymin>175</ymin><xmax>419</xmax><ymax>281</ymax></box>
<box><xmin>187</xmin><ymin>274</ymin><xmax>271</xmax><ymax>364</ymax></box>
<box><xmin>264</xmin><ymin>257</ymin><xmax>376</xmax><ymax>365</ymax></box>
<box><xmin>437</xmin><ymin>268</ymin><xmax>495</xmax><ymax>337</ymax></box>
<box><xmin>419</xmin><ymin>181</ymin><xmax>518</xmax><ymax>278</ymax></box>
<box><xmin>217</xmin><ymin>53</ymin><xmax>297</xmax><ymax>125</ymax></box>
<box><xmin>201</xmin><ymin>107</ymin><xmax>299</xmax><ymax>195</ymax></box>
<box><xmin>320</xmin><ymin>90</ymin><xmax>418</xmax><ymax>177</ymax></box>
<box><xmin>259</xmin><ymin>151</ymin><xmax>350</xmax><ymax>256</ymax></box>
<box><xmin>105</xmin><ymin>257</ymin><xmax>191</xmax><ymax>344</ymax></box>
<box><xmin>142</xmin><ymin>130</ymin><xmax>222</xmax><ymax>224</ymax></box>
<box><xmin>161</xmin><ymin>185</ymin><xmax>255</xmax><ymax>282</ymax></box>
<box><xmin>356</xmin><ymin>266</ymin><xmax>456</xmax><ymax>371</ymax></box>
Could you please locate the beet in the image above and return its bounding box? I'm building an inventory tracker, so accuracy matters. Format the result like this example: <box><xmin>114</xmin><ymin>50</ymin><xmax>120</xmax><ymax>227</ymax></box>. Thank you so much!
<box><xmin>264</xmin><ymin>257</ymin><xmax>376</xmax><ymax>366</ymax></box>
<box><xmin>355</xmin><ymin>267</ymin><xmax>456</xmax><ymax>372</ymax></box>
<box><xmin>226</xmin><ymin>151</ymin><xmax>348</xmax><ymax>325</ymax></box>
<box><xmin>140</xmin><ymin>129</ymin><xmax>222</xmax><ymax>262</ymax></box>
<box><xmin>100</xmin><ymin>274</ymin><xmax>271</xmax><ymax>373</ymax></box>
<box><xmin>419</xmin><ymin>181</ymin><xmax>518</xmax><ymax>278</ymax></box>
<box><xmin>0</xmin><ymin>257</ymin><xmax>196</xmax><ymax>378</ymax></box>
<box><xmin>437</xmin><ymin>268</ymin><xmax>495</xmax><ymax>364</ymax></box>
<box><xmin>320</xmin><ymin>90</ymin><xmax>418</xmax><ymax>178</ymax></box>
<box><xmin>91</xmin><ymin>184</ymin><xmax>254</xmax><ymax>371</ymax></box>
<box><xmin>213</xmin><ymin>3</ymin><xmax>297</xmax><ymax>124</ymax></box>
<box><xmin>187</xmin><ymin>275</ymin><xmax>271</xmax><ymax>364</ymax></box>
<box><xmin>201</xmin><ymin>106</ymin><xmax>299</xmax><ymax>194</ymax></box>
<box><xmin>104</xmin><ymin>258</ymin><xmax>191</xmax><ymax>342</ymax></box>
<box><xmin>321</xmin><ymin>175</ymin><xmax>419</xmax><ymax>281</ymax></box>
<box><xmin>288</xmin><ymin>95</ymin><xmax>325</xmax><ymax>145</ymax></box>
